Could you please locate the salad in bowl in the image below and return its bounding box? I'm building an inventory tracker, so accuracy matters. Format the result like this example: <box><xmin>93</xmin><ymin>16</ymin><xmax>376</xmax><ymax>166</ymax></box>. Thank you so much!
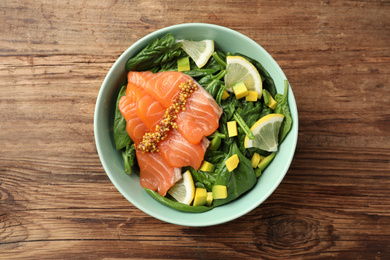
<box><xmin>94</xmin><ymin>23</ymin><xmax>298</xmax><ymax>226</ymax></box>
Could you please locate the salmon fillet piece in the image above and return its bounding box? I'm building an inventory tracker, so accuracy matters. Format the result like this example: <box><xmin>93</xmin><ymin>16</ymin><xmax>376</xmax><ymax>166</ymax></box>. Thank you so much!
<box><xmin>176</xmin><ymin>84</ymin><xmax>223</xmax><ymax>144</ymax></box>
<box><xmin>136</xmin><ymin>150</ymin><xmax>182</xmax><ymax>196</ymax></box>
<box><xmin>118</xmin><ymin>95</ymin><xmax>149</xmax><ymax>144</ymax></box>
<box><xmin>158</xmin><ymin>129</ymin><xmax>210</xmax><ymax>170</ymax></box>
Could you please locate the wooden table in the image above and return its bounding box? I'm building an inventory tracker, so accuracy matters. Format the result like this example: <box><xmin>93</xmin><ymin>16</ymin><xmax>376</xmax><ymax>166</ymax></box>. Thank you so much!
<box><xmin>1</xmin><ymin>0</ymin><xmax>389</xmax><ymax>259</ymax></box>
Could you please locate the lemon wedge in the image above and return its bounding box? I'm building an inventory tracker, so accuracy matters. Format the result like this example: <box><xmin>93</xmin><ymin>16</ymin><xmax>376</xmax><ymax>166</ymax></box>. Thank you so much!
<box><xmin>224</xmin><ymin>56</ymin><xmax>262</xmax><ymax>97</ymax></box>
<box><xmin>244</xmin><ymin>114</ymin><xmax>285</xmax><ymax>152</ymax></box>
<box><xmin>167</xmin><ymin>170</ymin><xmax>195</xmax><ymax>205</ymax></box>
<box><xmin>178</xmin><ymin>39</ymin><xmax>214</xmax><ymax>69</ymax></box>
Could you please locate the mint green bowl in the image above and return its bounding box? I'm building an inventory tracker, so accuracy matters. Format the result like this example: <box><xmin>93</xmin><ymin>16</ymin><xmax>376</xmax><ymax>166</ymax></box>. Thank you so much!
<box><xmin>94</xmin><ymin>23</ymin><xmax>298</xmax><ymax>227</ymax></box>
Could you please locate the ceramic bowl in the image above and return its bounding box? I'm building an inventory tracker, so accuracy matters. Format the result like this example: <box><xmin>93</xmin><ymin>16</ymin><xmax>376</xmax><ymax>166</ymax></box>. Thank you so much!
<box><xmin>94</xmin><ymin>23</ymin><xmax>298</xmax><ymax>226</ymax></box>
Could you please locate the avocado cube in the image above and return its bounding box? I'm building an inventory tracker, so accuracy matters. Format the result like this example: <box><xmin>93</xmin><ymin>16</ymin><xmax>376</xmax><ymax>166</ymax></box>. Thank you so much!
<box><xmin>227</xmin><ymin>121</ymin><xmax>238</xmax><ymax>137</ymax></box>
<box><xmin>193</xmin><ymin>188</ymin><xmax>207</xmax><ymax>206</ymax></box>
<box><xmin>263</xmin><ymin>89</ymin><xmax>278</xmax><ymax>109</ymax></box>
<box><xmin>206</xmin><ymin>192</ymin><xmax>213</xmax><ymax>206</ymax></box>
<box><xmin>251</xmin><ymin>153</ymin><xmax>261</xmax><ymax>168</ymax></box>
<box><xmin>225</xmin><ymin>154</ymin><xmax>239</xmax><ymax>172</ymax></box>
<box><xmin>232</xmin><ymin>81</ymin><xmax>248</xmax><ymax>99</ymax></box>
<box><xmin>199</xmin><ymin>161</ymin><xmax>215</xmax><ymax>172</ymax></box>
<box><xmin>268</xmin><ymin>97</ymin><xmax>277</xmax><ymax>109</ymax></box>
<box><xmin>208</xmin><ymin>136</ymin><xmax>222</xmax><ymax>151</ymax></box>
<box><xmin>212</xmin><ymin>185</ymin><xmax>227</xmax><ymax>199</ymax></box>
<box><xmin>177</xmin><ymin>57</ymin><xmax>190</xmax><ymax>71</ymax></box>
<box><xmin>246</xmin><ymin>91</ymin><xmax>258</xmax><ymax>102</ymax></box>
<box><xmin>221</xmin><ymin>90</ymin><xmax>230</xmax><ymax>100</ymax></box>
<box><xmin>257</xmin><ymin>153</ymin><xmax>276</xmax><ymax>171</ymax></box>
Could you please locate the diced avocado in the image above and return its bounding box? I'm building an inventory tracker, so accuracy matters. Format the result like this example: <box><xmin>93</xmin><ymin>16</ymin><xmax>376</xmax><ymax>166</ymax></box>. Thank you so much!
<box><xmin>268</xmin><ymin>96</ymin><xmax>277</xmax><ymax>110</ymax></box>
<box><xmin>208</xmin><ymin>136</ymin><xmax>221</xmax><ymax>151</ymax></box>
<box><xmin>177</xmin><ymin>56</ymin><xmax>190</xmax><ymax>71</ymax></box>
<box><xmin>206</xmin><ymin>192</ymin><xmax>213</xmax><ymax>206</ymax></box>
<box><xmin>221</xmin><ymin>90</ymin><xmax>230</xmax><ymax>100</ymax></box>
<box><xmin>257</xmin><ymin>153</ymin><xmax>276</xmax><ymax>171</ymax></box>
<box><xmin>193</xmin><ymin>188</ymin><xmax>207</xmax><ymax>206</ymax></box>
<box><xmin>250</xmin><ymin>153</ymin><xmax>261</xmax><ymax>168</ymax></box>
<box><xmin>199</xmin><ymin>160</ymin><xmax>215</xmax><ymax>172</ymax></box>
<box><xmin>263</xmin><ymin>89</ymin><xmax>270</xmax><ymax>105</ymax></box>
<box><xmin>225</xmin><ymin>154</ymin><xmax>239</xmax><ymax>172</ymax></box>
<box><xmin>227</xmin><ymin>121</ymin><xmax>238</xmax><ymax>137</ymax></box>
<box><xmin>212</xmin><ymin>185</ymin><xmax>227</xmax><ymax>199</ymax></box>
<box><xmin>232</xmin><ymin>81</ymin><xmax>248</xmax><ymax>99</ymax></box>
<box><xmin>263</xmin><ymin>89</ymin><xmax>277</xmax><ymax>109</ymax></box>
<box><xmin>245</xmin><ymin>91</ymin><xmax>258</xmax><ymax>102</ymax></box>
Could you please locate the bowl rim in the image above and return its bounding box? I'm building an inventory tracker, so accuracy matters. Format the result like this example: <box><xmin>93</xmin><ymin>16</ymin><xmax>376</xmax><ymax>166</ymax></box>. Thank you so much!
<box><xmin>94</xmin><ymin>22</ymin><xmax>299</xmax><ymax>226</ymax></box>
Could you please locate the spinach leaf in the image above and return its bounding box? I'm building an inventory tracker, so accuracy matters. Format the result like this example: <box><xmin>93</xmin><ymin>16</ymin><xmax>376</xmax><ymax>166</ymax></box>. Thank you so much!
<box><xmin>215</xmin><ymin>84</ymin><xmax>227</xmax><ymax>106</ymax></box>
<box><xmin>217</xmin><ymin>109</ymin><xmax>236</xmax><ymax>154</ymax></box>
<box><xmin>202</xmin><ymin>50</ymin><xmax>227</xmax><ymax>71</ymax></box>
<box><xmin>121</xmin><ymin>143</ymin><xmax>138</xmax><ymax>175</ymax></box>
<box><xmin>205</xmin><ymin>80</ymin><xmax>222</xmax><ymax>98</ymax></box>
<box><xmin>258</xmin><ymin>102</ymin><xmax>273</xmax><ymax>118</ymax></box>
<box><xmin>236</xmin><ymin>126</ymin><xmax>248</xmax><ymax>156</ymax></box>
<box><xmin>157</xmin><ymin>54</ymin><xmax>185</xmax><ymax>72</ymax></box>
<box><xmin>213</xmin><ymin>142</ymin><xmax>257</xmax><ymax>207</ymax></box>
<box><xmin>233</xmin><ymin>112</ymin><xmax>254</xmax><ymax>140</ymax></box>
<box><xmin>212</xmin><ymin>51</ymin><xmax>227</xmax><ymax>69</ymax></box>
<box><xmin>187</xmin><ymin>167</ymin><xmax>216</xmax><ymax>191</ymax></box>
<box><xmin>234</xmin><ymin>53</ymin><xmax>277</xmax><ymax>97</ymax></box>
<box><xmin>113</xmin><ymin>85</ymin><xmax>132</xmax><ymax>150</ymax></box>
<box><xmin>197</xmin><ymin>70</ymin><xmax>226</xmax><ymax>98</ymax></box>
<box><xmin>204</xmin><ymin>149</ymin><xmax>227</xmax><ymax>165</ymax></box>
<box><xmin>145</xmin><ymin>189</ymin><xmax>214</xmax><ymax>213</ymax></box>
<box><xmin>184</xmin><ymin>68</ymin><xmax>220</xmax><ymax>78</ymax></box>
<box><xmin>220</xmin><ymin>102</ymin><xmax>235</xmax><ymax>122</ymax></box>
<box><xmin>239</xmin><ymin>101</ymin><xmax>262</xmax><ymax>127</ymax></box>
<box><xmin>197</xmin><ymin>69</ymin><xmax>226</xmax><ymax>86</ymax></box>
<box><xmin>233</xmin><ymin>102</ymin><xmax>262</xmax><ymax>156</ymax></box>
<box><xmin>125</xmin><ymin>33</ymin><xmax>183</xmax><ymax>72</ymax></box>
<box><xmin>274</xmin><ymin>81</ymin><xmax>292</xmax><ymax>143</ymax></box>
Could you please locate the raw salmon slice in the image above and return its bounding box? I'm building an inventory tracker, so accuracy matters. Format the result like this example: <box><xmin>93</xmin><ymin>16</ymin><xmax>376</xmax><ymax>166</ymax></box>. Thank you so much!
<box><xmin>118</xmin><ymin>95</ymin><xmax>149</xmax><ymax>144</ymax></box>
<box><xmin>126</xmin><ymin>82</ymin><xmax>166</xmax><ymax>132</ymax></box>
<box><xmin>159</xmin><ymin>129</ymin><xmax>210</xmax><ymax>170</ymax></box>
<box><xmin>136</xmin><ymin>150</ymin><xmax>182</xmax><ymax>196</ymax></box>
<box><xmin>176</xmin><ymin>84</ymin><xmax>223</xmax><ymax>144</ymax></box>
<box><xmin>128</xmin><ymin>71</ymin><xmax>193</xmax><ymax>108</ymax></box>
<box><xmin>127</xmin><ymin>71</ymin><xmax>151</xmax><ymax>90</ymax></box>
<box><xmin>125</xmin><ymin>83</ymin><xmax>145</xmax><ymax>102</ymax></box>
<box><xmin>136</xmin><ymin>94</ymin><xmax>166</xmax><ymax>131</ymax></box>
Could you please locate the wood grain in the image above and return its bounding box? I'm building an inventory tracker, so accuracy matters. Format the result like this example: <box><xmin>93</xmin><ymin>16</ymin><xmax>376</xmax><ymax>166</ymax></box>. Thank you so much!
<box><xmin>1</xmin><ymin>0</ymin><xmax>389</xmax><ymax>259</ymax></box>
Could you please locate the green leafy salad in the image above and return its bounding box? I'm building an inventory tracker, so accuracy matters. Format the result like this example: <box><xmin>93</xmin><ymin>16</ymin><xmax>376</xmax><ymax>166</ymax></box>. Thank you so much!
<box><xmin>113</xmin><ymin>33</ymin><xmax>292</xmax><ymax>213</ymax></box>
